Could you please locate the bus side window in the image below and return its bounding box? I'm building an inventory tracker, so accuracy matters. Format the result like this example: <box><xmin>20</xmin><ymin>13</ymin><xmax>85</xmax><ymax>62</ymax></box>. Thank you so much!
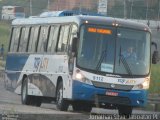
<box><xmin>57</xmin><ymin>25</ymin><xmax>70</xmax><ymax>52</ymax></box>
<box><xmin>28</xmin><ymin>26</ymin><xmax>39</xmax><ymax>52</ymax></box>
<box><xmin>18</xmin><ymin>27</ymin><xmax>29</xmax><ymax>52</ymax></box>
<box><xmin>47</xmin><ymin>26</ymin><xmax>59</xmax><ymax>53</ymax></box>
<box><xmin>10</xmin><ymin>27</ymin><xmax>21</xmax><ymax>52</ymax></box>
<box><xmin>37</xmin><ymin>26</ymin><xmax>49</xmax><ymax>53</ymax></box>
<box><xmin>9</xmin><ymin>28</ymin><xmax>16</xmax><ymax>52</ymax></box>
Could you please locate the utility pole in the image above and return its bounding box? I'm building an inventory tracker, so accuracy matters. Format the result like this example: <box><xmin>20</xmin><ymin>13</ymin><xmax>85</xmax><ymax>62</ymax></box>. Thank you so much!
<box><xmin>57</xmin><ymin>0</ymin><xmax>59</xmax><ymax>11</ymax></box>
<box><xmin>48</xmin><ymin>0</ymin><xmax>50</xmax><ymax>11</ymax></box>
<box><xmin>30</xmin><ymin>0</ymin><xmax>32</xmax><ymax>16</ymax></box>
<box><xmin>130</xmin><ymin>0</ymin><xmax>133</xmax><ymax>19</ymax></box>
<box><xmin>158</xmin><ymin>0</ymin><xmax>160</xmax><ymax>20</ymax></box>
<box><xmin>79</xmin><ymin>2</ymin><xmax>82</xmax><ymax>13</ymax></box>
<box><xmin>146</xmin><ymin>0</ymin><xmax>149</xmax><ymax>20</ymax></box>
<box><xmin>124</xmin><ymin>0</ymin><xmax>127</xmax><ymax>19</ymax></box>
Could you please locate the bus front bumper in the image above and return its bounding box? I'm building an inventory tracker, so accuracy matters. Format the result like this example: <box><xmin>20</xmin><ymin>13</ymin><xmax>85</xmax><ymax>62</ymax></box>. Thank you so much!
<box><xmin>72</xmin><ymin>80</ymin><xmax>148</xmax><ymax>107</ymax></box>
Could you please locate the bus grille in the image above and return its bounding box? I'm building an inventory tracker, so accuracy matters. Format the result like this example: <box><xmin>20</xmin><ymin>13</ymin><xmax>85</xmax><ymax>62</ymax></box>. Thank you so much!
<box><xmin>95</xmin><ymin>95</ymin><xmax>131</xmax><ymax>105</ymax></box>
<box><xmin>92</xmin><ymin>81</ymin><xmax>133</xmax><ymax>91</ymax></box>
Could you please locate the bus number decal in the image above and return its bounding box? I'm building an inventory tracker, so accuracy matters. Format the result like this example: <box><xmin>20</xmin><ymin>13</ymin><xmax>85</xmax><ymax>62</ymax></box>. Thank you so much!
<box><xmin>34</xmin><ymin>57</ymin><xmax>49</xmax><ymax>70</ymax></box>
<box><xmin>40</xmin><ymin>58</ymin><xmax>49</xmax><ymax>69</ymax></box>
<box><xmin>93</xmin><ymin>76</ymin><xmax>103</xmax><ymax>82</ymax></box>
<box><xmin>34</xmin><ymin>57</ymin><xmax>41</xmax><ymax>70</ymax></box>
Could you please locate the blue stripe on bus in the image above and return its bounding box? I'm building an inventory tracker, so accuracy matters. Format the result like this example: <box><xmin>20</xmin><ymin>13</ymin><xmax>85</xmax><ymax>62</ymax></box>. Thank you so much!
<box><xmin>5</xmin><ymin>54</ymin><xmax>29</xmax><ymax>81</ymax></box>
<box><xmin>72</xmin><ymin>80</ymin><xmax>147</xmax><ymax>107</ymax></box>
<box><xmin>6</xmin><ymin>54</ymin><xmax>29</xmax><ymax>71</ymax></box>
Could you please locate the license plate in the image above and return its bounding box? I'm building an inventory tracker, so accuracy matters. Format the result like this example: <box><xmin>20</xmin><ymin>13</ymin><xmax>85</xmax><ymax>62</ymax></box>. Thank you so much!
<box><xmin>106</xmin><ymin>91</ymin><xmax>118</xmax><ymax>96</ymax></box>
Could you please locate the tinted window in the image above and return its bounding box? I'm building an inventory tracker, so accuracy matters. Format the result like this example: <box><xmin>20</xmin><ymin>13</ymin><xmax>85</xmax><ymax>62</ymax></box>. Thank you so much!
<box><xmin>18</xmin><ymin>27</ymin><xmax>29</xmax><ymax>52</ymax></box>
<box><xmin>10</xmin><ymin>27</ymin><xmax>21</xmax><ymax>52</ymax></box>
<box><xmin>77</xmin><ymin>25</ymin><xmax>115</xmax><ymax>73</ymax></box>
<box><xmin>10</xmin><ymin>28</ymin><xmax>16</xmax><ymax>52</ymax></box>
<box><xmin>47</xmin><ymin>26</ymin><xmax>59</xmax><ymax>53</ymax></box>
<box><xmin>28</xmin><ymin>26</ymin><xmax>39</xmax><ymax>52</ymax></box>
<box><xmin>57</xmin><ymin>25</ymin><xmax>70</xmax><ymax>52</ymax></box>
<box><xmin>37</xmin><ymin>26</ymin><xmax>49</xmax><ymax>52</ymax></box>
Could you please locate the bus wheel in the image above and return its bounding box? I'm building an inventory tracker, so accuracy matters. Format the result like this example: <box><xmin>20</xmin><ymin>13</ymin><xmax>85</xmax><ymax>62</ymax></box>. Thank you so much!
<box><xmin>21</xmin><ymin>78</ymin><xmax>42</xmax><ymax>107</ymax></box>
<box><xmin>56</xmin><ymin>82</ymin><xmax>69</xmax><ymax>111</ymax></box>
<box><xmin>118</xmin><ymin>105</ymin><xmax>132</xmax><ymax>118</ymax></box>
<box><xmin>21</xmin><ymin>77</ymin><xmax>31</xmax><ymax>105</ymax></box>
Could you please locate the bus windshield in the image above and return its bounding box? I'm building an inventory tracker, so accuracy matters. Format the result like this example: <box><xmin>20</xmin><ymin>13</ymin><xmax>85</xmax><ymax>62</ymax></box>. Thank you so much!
<box><xmin>77</xmin><ymin>25</ymin><xmax>150</xmax><ymax>76</ymax></box>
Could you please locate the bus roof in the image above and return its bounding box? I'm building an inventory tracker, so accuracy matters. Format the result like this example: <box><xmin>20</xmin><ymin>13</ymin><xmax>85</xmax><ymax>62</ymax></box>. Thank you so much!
<box><xmin>39</xmin><ymin>10</ymin><xmax>103</xmax><ymax>17</ymax></box>
<box><xmin>12</xmin><ymin>15</ymin><xmax>150</xmax><ymax>31</ymax></box>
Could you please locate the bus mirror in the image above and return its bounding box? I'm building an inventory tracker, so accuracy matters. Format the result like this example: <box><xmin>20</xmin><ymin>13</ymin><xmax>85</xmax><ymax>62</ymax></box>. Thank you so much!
<box><xmin>151</xmin><ymin>42</ymin><xmax>157</xmax><ymax>50</ymax></box>
<box><xmin>152</xmin><ymin>51</ymin><xmax>159</xmax><ymax>64</ymax></box>
<box><xmin>72</xmin><ymin>37</ymin><xmax>77</xmax><ymax>53</ymax></box>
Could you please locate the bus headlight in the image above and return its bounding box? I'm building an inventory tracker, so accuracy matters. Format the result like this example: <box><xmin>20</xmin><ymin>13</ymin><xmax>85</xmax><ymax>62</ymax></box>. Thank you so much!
<box><xmin>141</xmin><ymin>78</ymin><xmax>150</xmax><ymax>89</ymax></box>
<box><xmin>133</xmin><ymin>78</ymin><xmax>150</xmax><ymax>90</ymax></box>
<box><xmin>75</xmin><ymin>71</ymin><xmax>92</xmax><ymax>85</ymax></box>
<box><xmin>76</xmin><ymin>73</ymin><xmax>83</xmax><ymax>80</ymax></box>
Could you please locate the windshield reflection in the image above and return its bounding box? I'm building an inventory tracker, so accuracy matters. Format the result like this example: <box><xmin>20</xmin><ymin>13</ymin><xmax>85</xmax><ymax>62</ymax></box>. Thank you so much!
<box><xmin>77</xmin><ymin>25</ymin><xmax>115</xmax><ymax>73</ymax></box>
<box><xmin>115</xmin><ymin>28</ymin><xmax>150</xmax><ymax>75</ymax></box>
<box><xmin>77</xmin><ymin>25</ymin><xmax>151</xmax><ymax>76</ymax></box>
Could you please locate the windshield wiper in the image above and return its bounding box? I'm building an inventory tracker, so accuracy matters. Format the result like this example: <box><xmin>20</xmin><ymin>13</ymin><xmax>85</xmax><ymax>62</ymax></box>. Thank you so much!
<box><xmin>96</xmin><ymin>50</ymin><xmax>107</xmax><ymax>72</ymax></box>
<box><xmin>119</xmin><ymin>47</ymin><xmax>133</xmax><ymax>77</ymax></box>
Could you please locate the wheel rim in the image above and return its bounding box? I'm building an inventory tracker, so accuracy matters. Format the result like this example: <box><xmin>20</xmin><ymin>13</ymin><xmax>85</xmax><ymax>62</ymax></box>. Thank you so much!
<box><xmin>57</xmin><ymin>88</ymin><xmax>63</xmax><ymax>105</ymax></box>
<box><xmin>22</xmin><ymin>83</ymin><xmax>27</xmax><ymax>101</ymax></box>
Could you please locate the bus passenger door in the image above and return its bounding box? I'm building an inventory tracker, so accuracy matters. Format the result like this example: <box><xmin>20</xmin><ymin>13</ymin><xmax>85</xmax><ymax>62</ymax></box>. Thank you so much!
<box><xmin>68</xmin><ymin>25</ymin><xmax>78</xmax><ymax>75</ymax></box>
<box><xmin>65</xmin><ymin>24</ymin><xmax>78</xmax><ymax>99</ymax></box>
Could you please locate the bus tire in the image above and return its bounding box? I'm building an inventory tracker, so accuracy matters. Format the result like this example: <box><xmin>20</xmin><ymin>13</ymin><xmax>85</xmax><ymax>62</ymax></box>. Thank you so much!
<box><xmin>56</xmin><ymin>82</ymin><xmax>69</xmax><ymax>111</ymax></box>
<box><xmin>118</xmin><ymin>105</ymin><xmax>132</xmax><ymax>118</ymax></box>
<box><xmin>21</xmin><ymin>77</ymin><xmax>31</xmax><ymax>105</ymax></box>
<box><xmin>21</xmin><ymin>77</ymin><xmax>42</xmax><ymax>107</ymax></box>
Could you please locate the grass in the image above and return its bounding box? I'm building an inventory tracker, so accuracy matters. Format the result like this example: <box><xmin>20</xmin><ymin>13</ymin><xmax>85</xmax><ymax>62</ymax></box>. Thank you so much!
<box><xmin>150</xmin><ymin>64</ymin><xmax>160</xmax><ymax>94</ymax></box>
<box><xmin>0</xmin><ymin>21</ymin><xmax>10</xmax><ymax>56</ymax></box>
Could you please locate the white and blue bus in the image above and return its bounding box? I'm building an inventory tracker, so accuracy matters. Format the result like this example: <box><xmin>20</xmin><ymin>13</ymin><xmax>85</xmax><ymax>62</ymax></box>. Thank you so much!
<box><xmin>5</xmin><ymin>11</ymin><xmax>159</xmax><ymax>116</ymax></box>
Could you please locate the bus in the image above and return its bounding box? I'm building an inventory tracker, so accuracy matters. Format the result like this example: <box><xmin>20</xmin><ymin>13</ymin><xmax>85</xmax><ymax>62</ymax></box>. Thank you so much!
<box><xmin>5</xmin><ymin>11</ymin><xmax>159</xmax><ymax>117</ymax></box>
<box><xmin>1</xmin><ymin>6</ymin><xmax>25</xmax><ymax>20</ymax></box>
<box><xmin>39</xmin><ymin>10</ymin><xmax>103</xmax><ymax>17</ymax></box>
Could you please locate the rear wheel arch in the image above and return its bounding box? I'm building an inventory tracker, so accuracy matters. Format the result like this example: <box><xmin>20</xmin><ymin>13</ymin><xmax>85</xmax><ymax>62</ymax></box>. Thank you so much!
<box><xmin>21</xmin><ymin>74</ymin><xmax>42</xmax><ymax>107</ymax></box>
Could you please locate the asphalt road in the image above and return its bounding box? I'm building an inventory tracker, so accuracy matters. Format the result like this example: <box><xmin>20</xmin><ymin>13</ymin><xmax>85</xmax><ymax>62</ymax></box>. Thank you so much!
<box><xmin>0</xmin><ymin>74</ymin><xmax>160</xmax><ymax>120</ymax></box>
